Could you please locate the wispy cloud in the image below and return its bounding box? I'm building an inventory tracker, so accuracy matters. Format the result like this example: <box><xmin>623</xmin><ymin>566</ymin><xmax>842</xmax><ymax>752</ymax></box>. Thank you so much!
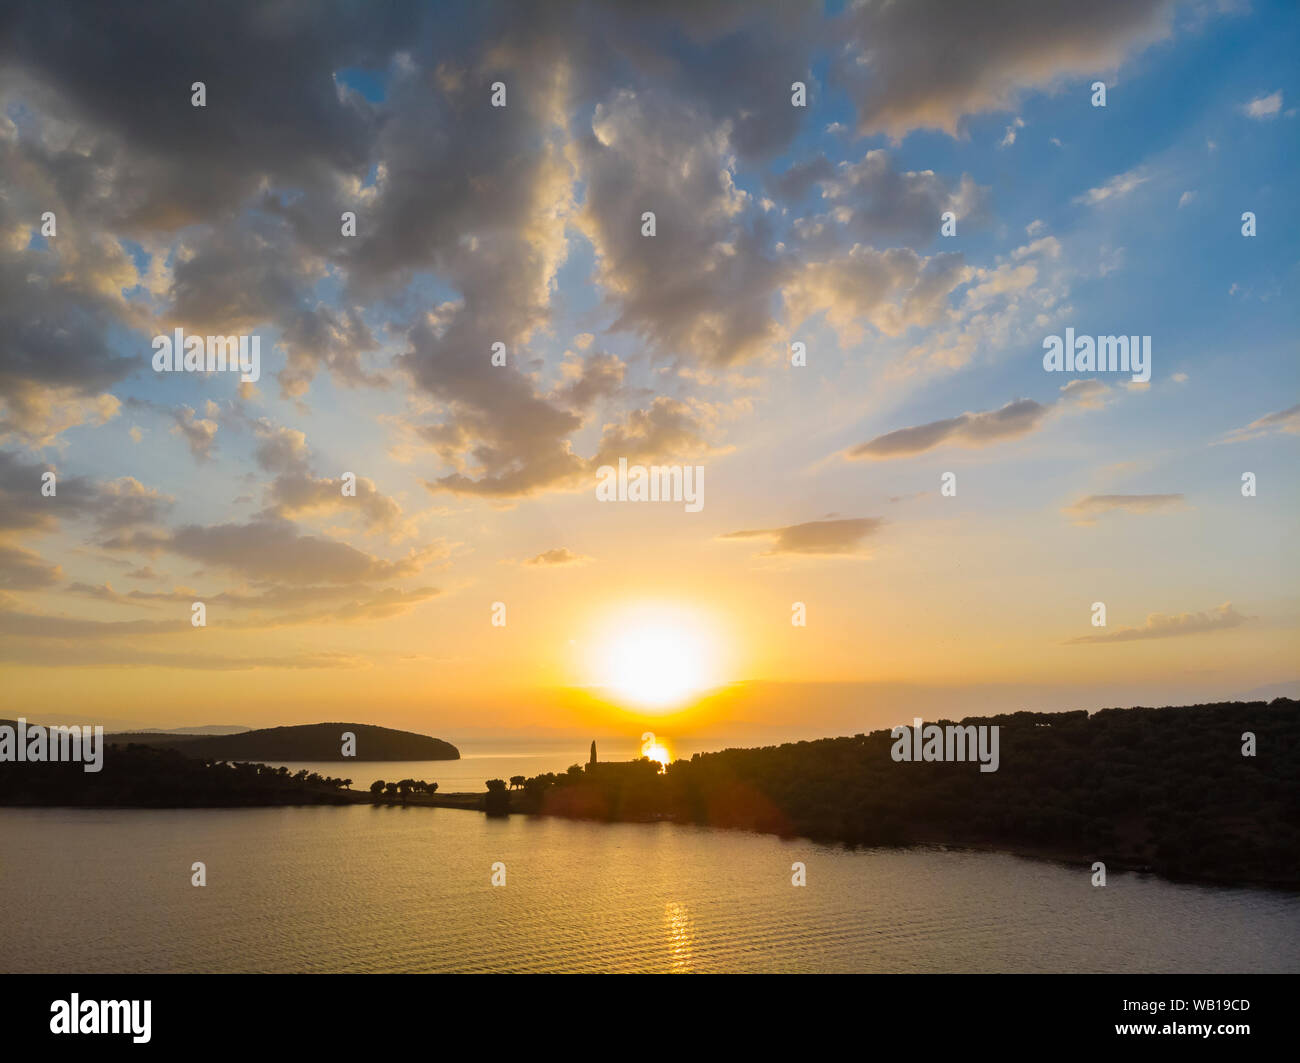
<box><xmin>1063</xmin><ymin>493</ymin><xmax>1186</xmax><ymax>524</ymax></box>
<box><xmin>1066</xmin><ymin>603</ymin><xmax>1247</xmax><ymax>644</ymax></box>
<box><xmin>522</xmin><ymin>548</ymin><xmax>590</xmax><ymax>567</ymax></box>
<box><xmin>720</xmin><ymin>518</ymin><xmax>884</xmax><ymax>558</ymax></box>
<box><xmin>1217</xmin><ymin>403</ymin><xmax>1300</xmax><ymax>444</ymax></box>
<box><xmin>1242</xmin><ymin>90</ymin><xmax>1283</xmax><ymax>119</ymax></box>
<box><xmin>847</xmin><ymin>381</ymin><xmax>1109</xmax><ymax>461</ymax></box>
<box><xmin>1074</xmin><ymin>167</ymin><xmax>1149</xmax><ymax>206</ymax></box>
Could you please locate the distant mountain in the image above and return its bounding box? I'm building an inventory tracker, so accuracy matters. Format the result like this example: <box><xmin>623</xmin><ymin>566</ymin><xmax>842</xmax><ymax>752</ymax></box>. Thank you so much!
<box><xmin>105</xmin><ymin>725</ymin><xmax>250</xmax><ymax>742</ymax></box>
<box><xmin>107</xmin><ymin>722</ymin><xmax>458</xmax><ymax>761</ymax></box>
<box><xmin>15</xmin><ymin>718</ymin><xmax>250</xmax><ymax>735</ymax></box>
<box><xmin>159</xmin><ymin>725</ymin><xmax>251</xmax><ymax>735</ymax></box>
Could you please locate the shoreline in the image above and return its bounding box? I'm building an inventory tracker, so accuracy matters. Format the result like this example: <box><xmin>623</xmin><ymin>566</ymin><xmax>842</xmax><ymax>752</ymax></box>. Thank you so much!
<box><xmin>7</xmin><ymin>790</ymin><xmax>1297</xmax><ymax>892</ymax></box>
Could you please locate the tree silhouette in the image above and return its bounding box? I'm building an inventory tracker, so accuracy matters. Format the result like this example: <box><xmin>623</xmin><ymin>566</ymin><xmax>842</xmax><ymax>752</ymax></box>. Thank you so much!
<box><xmin>484</xmin><ymin>778</ymin><xmax>510</xmax><ymax>815</ymax></box>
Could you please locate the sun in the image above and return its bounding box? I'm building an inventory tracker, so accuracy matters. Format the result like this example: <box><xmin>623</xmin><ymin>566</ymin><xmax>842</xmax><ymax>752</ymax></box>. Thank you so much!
<box><xmin>589</xmin><ymin>603</ymin><xmax>718</xmax><ymax>708</ymax></box>
<box><xmin>605</xmin><ymin>625</ymin><xmax>703</xmax><ymax>705</ymax></box>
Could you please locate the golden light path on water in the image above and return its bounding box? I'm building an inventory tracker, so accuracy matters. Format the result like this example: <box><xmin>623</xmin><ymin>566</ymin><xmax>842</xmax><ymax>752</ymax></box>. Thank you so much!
<box><xmin>5</xmin><ymin>806</ymin><xmax>1300</xmax><ymax>973</ymax></box>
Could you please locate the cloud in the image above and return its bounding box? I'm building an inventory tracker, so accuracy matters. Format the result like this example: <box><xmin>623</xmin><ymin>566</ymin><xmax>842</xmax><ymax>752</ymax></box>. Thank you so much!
<box><xmin>1</xmin><ymin>3</ymin><xmax>411</xmax><ymax>232</ymax></box>
<box><xmin>1066</xmin><ymin>602</ymin><xmax>1247</xmax><ymax>644</ymax></box>
<box><xmin>573</xmin><ymin>88</ymin><xmax>786</xmax><ymax>368</ymax></box>
<box><xmin>0</xmin><ymin>1</ymin><xmax>412</xmax><ymax>441</ymax></box>
<box><xmin>848</xmin><ymin>398</ymin><xmax>1049</xmax><ymax>460</ymax></box>
<box><xmin>1242</xmin><ymin>90</ymin><xmax>1283</xmax><ymax>119</ymax></box>
<box><xmin>0</xmin><ymin>543</ymin><xmax>62</xmax><ymax>589</ymax></box>
<box><xmin>163</xmin><ymin>220</ymin><xmax>380</xmax><ymax>397</ymax></box>
<box><xmin>1056</xmin><ymin>378</ymin><xmax>1110</xmax><ymax>409</ymax></box>
<box><xmin>1217</xmin><ymin>403</ymin><xmax>1300</xmax><ymax>444</ymax></box>
<box><xmin>0</xmin><ymin>451</ymin><xmax>172</xmax><ymax>540</ymax></box>
<box><xmin>764</xmin><ymin>153</ymin><xmax>836</xmax><ymax>202</ymax></box>
<box><xmin>780</xmin><ymin>149</ymin><xmax>991</xmax><ymax>249</ymax></box>
<box><xmin>102</xmin><ymin>518</ymin><xmax>444</xmax><ymax>585</ymax></box>
<box><xmin>523</xmin><ymin>548</ymin><xmax>590</xmax><ymax>567</ymax></box>
<box><xmin>591</xmin><ymin>397</ymin><xmax>721</xmax><ymax>468</ymax></box>
<box><xmin>249</xmin><ymin>419</ymin><xmax>406</xmax><ymax>536</ymax></box>
<box><xmin>890</xmin><ymin>233</ymin><xmax>1070</xmax><ymax>376</ymax></box>
<box><xmin>52</xmin><ymin>583</ymin><xmax>442</xmax><ymax>629</ymax></box>
<box><xmin>1074</xmin><ymin>167</ymin><xmax>1149</xmax><ymax>206</ymax></box>
<box><xmin>171</xmin><ymin>404</ymin><xmax>219</xmax><ymax>461</ymax></box>
<box><xmin>86</xmin><ymin>477</ymin><xmax>174</xmax><ymax>531</ymax></box>
<box><xmin>832</xmin><ymin>0</ymin><xmax>1178</xmax><ymax>138</ymax></box>
<box><xmin>721</xmin><ymin>517</ymin><xmax>884</xmax><ymax>557</ymax></box>
<box><xmin>0</xmin><ymin>130</ymin><xmax>139</xmax><ymax>443</ymax></box>
<box><xmin>266</xmin><ymin>472</ymin><xmax>405</xmax><ymax>535</ymax></box>
<box><xmin>252</xmin><ymin>421</ymin><xmax>311</xmax><ymax>475</ymax></box>
<box><xmin>0</xmin><ymin>634</ymin><xmax>369</xmax><ymax>670</ymax></box>
<box><xmin>553</xmin><ymin>352</ymin><xmax>626</xmax><ymax>410</ymax></box>
<box><xmin>847</xmin><ymin>377</ymin><xmax>1111</xmax><ymax>461</ymax></box>
<box><xmin>1062</xmin><ymin>493</ymin><xmax>1185</xmax><ymax>524</ymax></box>
<box><xmin>784</xmin><ymin>245</ymin><xmax>969</xmax><ymax>344</ymax></box>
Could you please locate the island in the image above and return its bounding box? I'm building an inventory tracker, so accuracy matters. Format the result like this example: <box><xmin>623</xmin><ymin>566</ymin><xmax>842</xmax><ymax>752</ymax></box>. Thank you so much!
<box><xmin>102</xmin><ymin>722</ymin><xmax>459</xmax><ymax>762</ymax></box>
<box><xmin>2</xmin><ymin>700</ymin><xmax>1296</xmax><ymax>888</ymax></box>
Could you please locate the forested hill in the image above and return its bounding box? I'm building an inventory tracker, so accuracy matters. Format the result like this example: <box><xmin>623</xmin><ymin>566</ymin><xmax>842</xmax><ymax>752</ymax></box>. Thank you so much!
<box><xmin>106</xmin><ymin>722</ymin><xmax>459</xmax><ymax>761</ymax></box>
<box><xmin>515</xmin><ymin>699</ymin><xmax>1300</xmax><ymax>886</ymax></box>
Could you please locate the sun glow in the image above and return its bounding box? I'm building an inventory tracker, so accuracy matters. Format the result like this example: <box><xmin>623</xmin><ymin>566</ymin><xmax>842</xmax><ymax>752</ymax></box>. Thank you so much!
<box><xmin>588</xmin><ymin>603</ymin><xmax>721</xmax><ymax>708</ymax></box>
<box><xmin>644</xmin><ymin>741</ymin><xmax>671</xmax><ymax>767</ymax></box>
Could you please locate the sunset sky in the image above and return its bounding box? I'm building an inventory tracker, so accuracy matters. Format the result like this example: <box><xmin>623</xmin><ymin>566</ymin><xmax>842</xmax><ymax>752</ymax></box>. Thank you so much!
<box><xmin>1</xmin><ymin>1</ymin><xmax>1296</xmax><ymax>744</ymax></box>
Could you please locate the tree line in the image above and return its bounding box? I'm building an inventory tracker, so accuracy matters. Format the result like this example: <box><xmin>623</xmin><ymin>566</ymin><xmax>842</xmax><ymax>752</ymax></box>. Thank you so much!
<box><xmin>503</xmin><ymin>700</ymin><xmax>1300</xmax><ymax>886</ymax></box>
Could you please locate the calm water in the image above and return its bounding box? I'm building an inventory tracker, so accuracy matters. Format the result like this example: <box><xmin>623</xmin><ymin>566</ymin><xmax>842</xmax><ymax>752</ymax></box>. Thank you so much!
<box><xmin>2</xmin><ymin>806</ymin><xmax>1297</xmax><ymax>973</ymax></box>
<box><xmin>267</xmin><ymin>740</ymin><xmax>679</xmax><ymax>793</ymax></box>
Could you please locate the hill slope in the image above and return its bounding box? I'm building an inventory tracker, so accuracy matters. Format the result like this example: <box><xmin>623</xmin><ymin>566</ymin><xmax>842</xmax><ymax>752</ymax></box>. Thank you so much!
<box><xmin>513</xmin><ymin>699</ymin><xmax>1300</xmax><ymax>886</ymax></box>
<box><xmin>106</xmin><ymin>722</ymin><xmax>459</xmax><ymax>761</ymax></box>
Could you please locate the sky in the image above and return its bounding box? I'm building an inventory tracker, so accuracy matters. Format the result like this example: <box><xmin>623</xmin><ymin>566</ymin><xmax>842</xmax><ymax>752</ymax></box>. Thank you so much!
<box><xmin>0</xmin><ymin>0</ymin><xmax>1296</xmax><ymax>746</ymax></box>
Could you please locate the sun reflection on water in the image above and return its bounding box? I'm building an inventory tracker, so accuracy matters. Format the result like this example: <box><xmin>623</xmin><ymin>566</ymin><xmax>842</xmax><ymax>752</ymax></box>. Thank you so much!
<box><xmin>665</xmin><ymin>900</ymin><xmax>695</xmax><ymax>973</ymax></box>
